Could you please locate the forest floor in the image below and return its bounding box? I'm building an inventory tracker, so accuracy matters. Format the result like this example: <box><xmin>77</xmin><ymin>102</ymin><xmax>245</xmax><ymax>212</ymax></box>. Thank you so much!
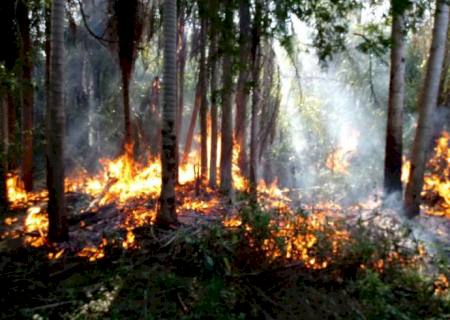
<box><xmin>1</xmin><ymin>181</ymin><xmax>450</xmax><ymax>319</ymax></box>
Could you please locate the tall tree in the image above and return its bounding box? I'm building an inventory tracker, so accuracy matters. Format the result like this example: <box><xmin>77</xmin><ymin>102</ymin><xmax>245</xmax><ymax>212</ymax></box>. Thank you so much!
<box><xmin>383</xmin><ymin>0</ymin><xmax>407</xmax><ymax>196</ymax></box>
<box><xmin>208</xmin><ymin>0</ymin><xmax>220</xmax><ymax>189</ymax></box>
<box><xmin>404</xmin><ymin>0</ymin><xmax>449</xmax><ymax>218</ymax></box>
<box><xmin>158</xmin><ymin>0</ymin><xmax>178</xmax><ymax>227</ymax></box>
<box><xmin>198</xmin><ymin>1</ymin><xmax>209</xmax><ymax>179</ymax></box>
<box><xmin>249</xmin><ymin>0</ymin><xmax>262</xmax><ymax>200</ymax></box>
<box><xmin>219</xmin><ymin>0</ymin><xmax>234</xmax><ymax>197</ymax></box>
<box><xmin>17</xmin><ymin>0</ymin><xmax>34</xmax><ymax>192</ymax></box>
<box><xmin>47</xmin><ymin>0</ymin><xmax>68</xmax><ymax>241</ymax></box>
<box><xmin>0</xmin><ymin>92</ymin><xmax>8</xmax><ymax>212</ymax></box>
<box><xmin>115</xmin><ymin>0</ymin><xmax>142</xmax><ymax>152</ymax></box>
<box><xmin>235</xmin><ymin>0</ymin><xmax>251</xmax><ymax>177</ymax></box>
<box><xmin>176</xmin><ymin>3</ymin><xmax>187</xmax><ymax>139</ymax></box>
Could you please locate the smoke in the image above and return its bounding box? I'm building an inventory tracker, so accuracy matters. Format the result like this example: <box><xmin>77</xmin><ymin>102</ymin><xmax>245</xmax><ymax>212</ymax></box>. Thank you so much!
<box><xmin>273</xmin><ymin>18</ymin><xmax>389</xmax><ymax>206</ymax></box>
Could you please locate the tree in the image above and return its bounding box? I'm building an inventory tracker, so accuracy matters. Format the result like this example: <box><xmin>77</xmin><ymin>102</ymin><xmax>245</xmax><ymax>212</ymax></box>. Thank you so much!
<box><xmin>219</xmin><ymin>0</ymin><xmax>234</xmax><ymax>197</ymax></box>
<box><xmin>47</xmin><ymin>0</ymin><xmax>68</xmax><ymax>242</ymax></box>
<box><xmin>209</xmin><ymin>36</ymin><xmax>219</xmax><ymax>188</ymax></box>
<box><xmin>0</xmin><ymin>90</ymin><xmax>8</xmax><ymax>212</ymax></box>
<box><xmin>17</xmin><ymin>0</ymin><xmax>34</xmax><ymax>192</ymax></box>
<box><xmin>404</xmin><ymin>0</ymin><xmax>449</xmax><ymax>218</ymax></box>
<box><xmin>383</xmin><ymin>0</ymin><xmax>407</xmax><ymax>196</ymax></box>
<box><xmin>249</xmin><ymin>0</ymin><xmax>262</xmax><ymax>200</ymax></box>
<box><xmin>157</xmin><ymin>0</ymin><xmax>178</xmax><ymax>227</ymax></box>
<box><xmin>235</xmin><ymin>0</ymin><xmax>251</xmax><ymax>177</ymax></box>
<box><xmin>208</xmin><ymin>0</ymin><xmax>220</xmax><ymax>189</ymax></box>
<box><xmin>199</xmin><ymin>2</ymin><xmax>209</xmax><ymax>180</ymax></box>
<box><xmin>115</xmin><ymin>0</ymin><xmax>142</xmax><ymax>152</ymax></box>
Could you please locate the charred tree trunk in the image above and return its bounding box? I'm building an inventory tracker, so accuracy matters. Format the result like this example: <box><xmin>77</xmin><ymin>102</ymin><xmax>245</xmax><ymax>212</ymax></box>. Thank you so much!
<box><xmin>404</xmin><ymin>0</ymin><xmax>449</xmax><ymax>218</ymax></box>
<box><xmin>383</xmin><ymin>2</ymin><xmax>406</xmax><ymax>197</ymax></box>
<box><xmin>17</xmin><ymin>0</ymin><xmax>34</xmax><ymax>192</ymax></box>
<box><xmin>209</xmin><ymin>46</ymin><xmax>219</xmax><ymax>188</ymax></box>
<box><xmin>220</xmin><ymin>1</ymin><xmax>234</xmax><ymax>197</ymax></box>
<box><xmin>235</xmin><ymin>0</ymin><xmax>251</xmax><ymax>177</ymax></box>
<box><xmin>158</xmin><ymin>0</ymin><xmax>178</xmax><ymax>227</ymax></box>
<box><xmin>47</xmin><ymin>0</ymin><xmax>68</xmax><ymax>242</ymax></box>
<box><xmin>199</xmin><ymin>12</ymin><xmax>208</xmax><ymax>179</ymax></box>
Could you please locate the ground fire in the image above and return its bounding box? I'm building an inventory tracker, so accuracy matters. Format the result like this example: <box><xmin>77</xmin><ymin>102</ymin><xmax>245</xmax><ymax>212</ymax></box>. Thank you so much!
<box><xmin>2</xmin><ymin>130</ymin><xmax>449</xmax><ymax>267</ymax></box>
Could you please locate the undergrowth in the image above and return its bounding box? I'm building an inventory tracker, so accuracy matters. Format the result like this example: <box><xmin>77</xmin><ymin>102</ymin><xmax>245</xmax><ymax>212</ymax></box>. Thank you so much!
<box><xmin>1</xmin><ymin>203</ymin><xmax>449</xmax><ymax>319</ymax></box>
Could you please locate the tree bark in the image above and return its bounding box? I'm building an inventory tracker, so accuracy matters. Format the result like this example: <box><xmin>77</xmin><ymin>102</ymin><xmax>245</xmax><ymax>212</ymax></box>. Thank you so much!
<box><xmin>383</xmin><ymin>3</ymin><xmax>406</xmax><ymax>196</ymax></box>
<box><xmin>404</xmin><ymin>0</ymin><xmax>449</xmax><ymax>218</ymax></box>
<box><xmin>158</xmin><ymin>0</ymin><xmax>178</xmax><ymax>227</ymax></box>
<box><xmin>47</xmin><ymin>0</ymin><xmax>68</xmax><ymax>242</ymax></box>
<box><xmin>235</xmin><ymin>0</ymin><xmax>251</xmax><ymax>177</ymax></box>
<box><xmin>220</xmin><ymin>1</ymin><xmax>234</xmax><ymax>197</ymax></box>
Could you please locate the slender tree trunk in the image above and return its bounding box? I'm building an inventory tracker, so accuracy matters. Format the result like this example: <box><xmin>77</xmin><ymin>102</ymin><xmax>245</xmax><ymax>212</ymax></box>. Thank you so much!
<box><xmin>47</xmin><ymin>0</ymin><xmax>68</xmax><ymax>242</ymax></box>
<box><xmin>182</xmin><ymin>81</ymin><xmax>201</xmax><ymax>162</ymax></box>
<box><xmin>0</xmin><ymin>94</ymin><xmax>8</xmax><ymax>211</ymax></box>
<box><xmin>17</xmin><ymin>0</ymin><xmax>34</xmax><ymax>192</ymax></box>
<box><xmin>220</xmin><ymin>1</ymin><xmax>234</xmax><ymax>197</ymax></box>
<box><xmin>249</xmin><ymin>1</ymin><xmax>262</xmax><ymax>200</ymax></box>
<box><xmin>383</xmin><ymin>3</ymin><xmax>406</xmax><ymax>196</ymax></box>
<box><xmin>235</xmin><ymin>0</ymin><xmax>251</xmax><ymax>177</ymax></box>
<box><xmin>150</xmin><ymin>76</ymin><xmax>161</xmax><ymax>156</ymax></box>
<box><xmin>199</xmin><ymin>14</ymin><xmax>208</xmax><ymax>179</ymax></box>
<box><xmin>176</xmin><ymin>10</ymin><xmax>187</xmax><ymax>183</ymax></box>
<box><xmin>404</xmin><ymin>0</ymin><xmax>449</xmax><ymax>218</ymax></box>
<box><xmin>115</xmin><ymin>0</ymin><xmax>140</xmax><ymax>153</ymax></box>
<box><xmin>209</xmin><ymin>36</ymin><xmax>219</xmax><ymax>188</ymax></box>
<box><xmin>157</xmin><ymin>0</ymin><xmax>178</xmax><ymax>226</ymax></box>
<box><xmin>176</xmin><ymin>9</ymin><xmax>187</xmax><ymax>138</ymax></box>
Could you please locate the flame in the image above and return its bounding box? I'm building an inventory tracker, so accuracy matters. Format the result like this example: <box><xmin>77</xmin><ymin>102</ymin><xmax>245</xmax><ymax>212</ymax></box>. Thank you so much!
<box><xmin>326</xmin><ymin>130</ymin><xmax>359</xmax><ymax>174</ymax></box>
<box><xmin>4</xmin><ymin>129</ymin><xmax>446</xmax><ymax>267</ymax></box>
<box><xmin>401</xmin><ymin>157</ymin><xmax>411</xmax><ymax>185</ymax></box>
<box><xmin>403</xmin><ymin>131</ymin><xmax>449</xmax><ymax>217</ymax></box>
<box><xmin>422</xmin><ymin>132</ymin><xmax>449</xmax><ymax>217</ymax></box>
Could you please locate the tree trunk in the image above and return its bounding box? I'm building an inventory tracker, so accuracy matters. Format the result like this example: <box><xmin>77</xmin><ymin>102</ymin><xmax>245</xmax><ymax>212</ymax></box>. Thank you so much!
<box><xmin>0</xmin><ymin>94</ymin><xmax>8</xmax><ymax>211</ymax></box>
<box><xmin>220</xmin><ymin>1</ymin><xmax>234</xmax><ymax>197</ymax></box>
<box><xmin>151</xmin><ymin>76</ymin><xmax>161</xmax><ymax>157</ymax></box>
<box><xmin>209</xmin><ymin>36</ymin><xmax>219</xmax><ymax>189</ymax></box>
<box><xmin>157</xmin><ymin>0</ymin><xmax>178</xmax><ymax>227</ymax></box>
<box><xmin>404</xmin><ymin>0</ymin><xmax>449</xmax><ymax>218</ymax></box>
<box><xmin>383</xmin><ymin>3</ymin><xmax>406</xmax><ymax>196</ymax></box>
<box><xmin>249</xmin><ymin>0</ymin><xmax>262</xmax><ymax>200</ymax></box>
<box><xmin>199</xmin><ymin>13</ymin><xmax>208</xmax><ymax>179</ymax></box>
<box><xmin>176</xmin><ymin>8</ymin><xmax>187</xmax><ymax>138</ymax></box>
<box><xmin>17</xmin><ymin>0</ymin><xmax>34</xmax><ymax>192</ymax></box>
<box><xmin>121</xmin><ymin>74</ymin><xmax>132</xmax><ymax>150</ymax></box>
<box><xmin>115</xmin><ymin>0</ymin><xmax>141</xmax><ymax>152</ymax></box>
<box><xmin>182</xmin><ymin>80</ymin><xmax>201</xmax><ymax>162</ymax></box>
<box><xmin>235</xmin><ymin>0</ymin><xmax>251</xmax><ymax>177</ymax></box>
<box><xmin>47</xmin><ymin>0</ymin><xmax>68</xmax><ymax>242</ymax></box>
